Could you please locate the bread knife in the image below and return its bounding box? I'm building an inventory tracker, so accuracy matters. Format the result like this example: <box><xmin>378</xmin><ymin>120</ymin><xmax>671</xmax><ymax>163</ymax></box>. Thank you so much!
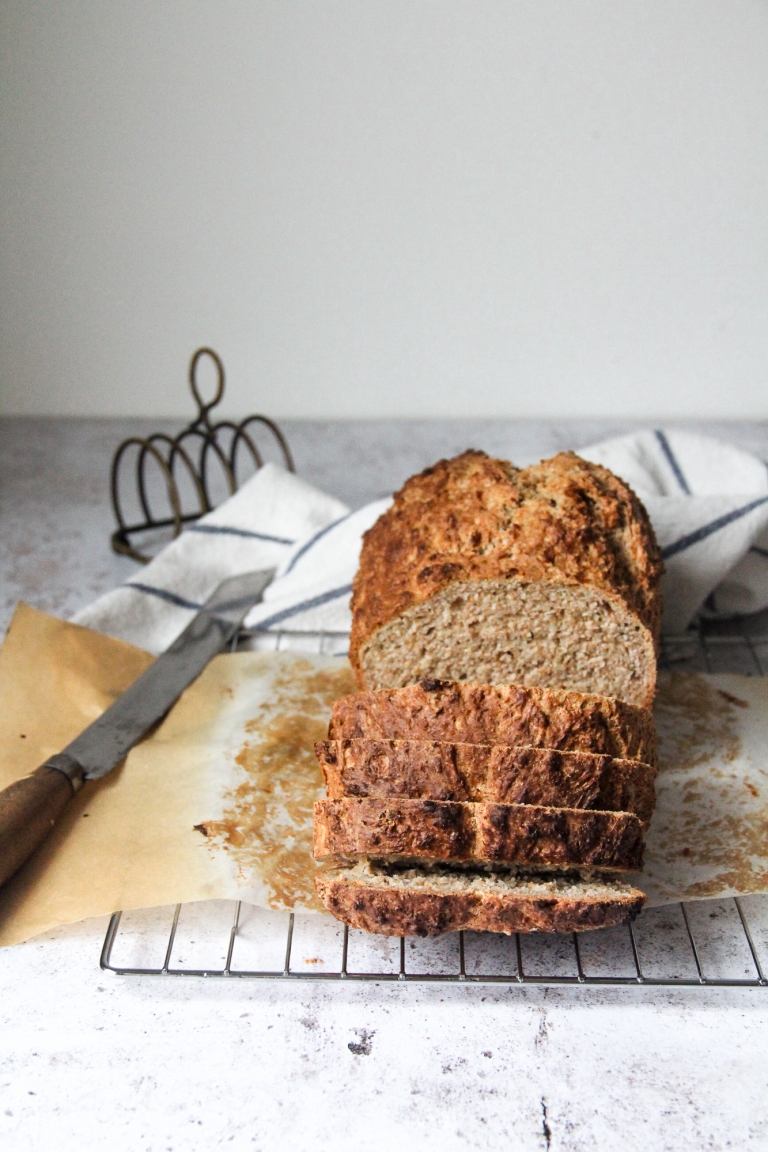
<box><xmin>0</xmin><ymin>568</ymin><xmax>275</xmax><ymax>890</ymax></box>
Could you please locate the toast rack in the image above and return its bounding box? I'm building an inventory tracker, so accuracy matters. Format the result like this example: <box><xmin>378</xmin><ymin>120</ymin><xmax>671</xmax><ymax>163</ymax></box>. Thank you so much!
<box><xmin>110</xmin><ymin>348</ymin><xmax>294</xmax><ymax>563</ymax></box>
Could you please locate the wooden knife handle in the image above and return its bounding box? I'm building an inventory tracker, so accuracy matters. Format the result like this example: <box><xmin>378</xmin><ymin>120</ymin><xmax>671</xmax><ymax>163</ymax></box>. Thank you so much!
<box><xmin>0</xmin><ymin>755</ymin><xmax>85</xmax><ymax>889</ymax></box>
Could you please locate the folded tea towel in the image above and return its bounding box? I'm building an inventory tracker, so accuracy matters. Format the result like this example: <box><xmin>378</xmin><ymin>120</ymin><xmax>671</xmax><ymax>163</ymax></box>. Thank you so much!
<box><xmin>74</xmin><ymin>463</ymin><xmax>349</xmax><ymax>653</ymax></box>
<box><xmin>75</xmin><ymin>430</ymin><xmax>768</xmax><ymax>651</ymax></box>
<box><xmin>580</xmin><ymin>429</ymin><xmax>768</xmax><ymax>632</ymax></box>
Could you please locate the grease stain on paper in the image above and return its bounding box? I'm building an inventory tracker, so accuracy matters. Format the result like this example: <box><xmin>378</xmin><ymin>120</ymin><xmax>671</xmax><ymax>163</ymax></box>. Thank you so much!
<box><xmin>654</xmin><ymin>672</ymin><xmax>743</xmax><ymax>772</ymax></box>
<box><xmin>196</xmin><ymin>658</ymin><xmax>355</xmax><ymax>911</ymax></box>
<box><xmin>645</xmin><ymin>672</ymin><xmax>768</xmax><ymax>903</ymax></box>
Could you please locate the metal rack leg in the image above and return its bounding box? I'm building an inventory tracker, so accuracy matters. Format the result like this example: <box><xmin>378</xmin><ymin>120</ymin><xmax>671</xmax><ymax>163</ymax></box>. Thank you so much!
<box><xmin>224</xmin><ymin>902</ymin><xmax>241</xmax><ymax>975</ymax></box>
<box><xmin>680</xmin><ymin>903</ymin><xmax>706</xmax><ymax>984</ymax></box>
<box><xmin>515</xmin><ymin>934</ymin><xmax>524</xmax><ymax>983</ymax></box>
<box><xmin>283</xmin><ymin>913</ymin><xmax>295</xmax><ymax>975</ymax></box>
<box><xmin>628</xmin><ymin>919</ymin><xmax>645</xmax><ymax>984</ymax></box>
<box><xmin>100</xmin><ymin>912</ymin><xmax>123</xmax><ymax>971</ymax></box>
<box><xmin>573</xmin><ymin>933</ymin><xmax>585</xmax><ymax>983</ymax></box>
<box><xmin>735</xmin><ymin>897</ymin><xmax>767</xmax><ymax>985</ymax></box>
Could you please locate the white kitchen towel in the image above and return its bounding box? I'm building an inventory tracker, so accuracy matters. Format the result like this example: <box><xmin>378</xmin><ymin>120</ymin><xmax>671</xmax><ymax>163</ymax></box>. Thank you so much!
<box><xmin>73</xmin><ymin>463</ymin><xmax>349</xmax><ymax>653</ymax></box>
<box><xmin>580</xmin><ymin>429</ymin><xmax>768</xmax><ymax>632</ymax></box>
<box><xmin>75</xmin><ymin>430</ymin><xmax>768</xmax><ymax>651</ymax></box>
<box><xmin>244</xmin><ymin>497</ymin><xmax>393</xmax><ymax>636</ymax></box>
<box><xmin>244</xmin><ymin>429</ymin><xmax>768</xmax><ymax>638</ymax></box>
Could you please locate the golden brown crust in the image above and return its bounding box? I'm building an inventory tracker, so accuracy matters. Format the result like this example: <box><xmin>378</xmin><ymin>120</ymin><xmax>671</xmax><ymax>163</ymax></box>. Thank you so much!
<box><xmin>313</xmin><ymin>798</ymin><xmax>645</xmax><ymax>873</ymax></box>
<box><xmin>315</xmin><ymin>870</ymin><xmax>646</xmax><ymax>936</ymax></box>
<box><xmin>349</xmin><ymin>450</ymin><xmax>662</xmax><ymax>693</ymax></box>
<box><xmin>329</xmin><ymin>680</ymin><xmax>657</xmax><ymax>767</ymax></box>
<box><xmin>316</xmin><ymin>739</ymin><xmax>656</xmax><ymax>823</ymax></box>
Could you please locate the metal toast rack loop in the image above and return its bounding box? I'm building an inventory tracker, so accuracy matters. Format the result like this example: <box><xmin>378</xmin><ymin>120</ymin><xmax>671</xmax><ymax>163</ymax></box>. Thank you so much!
<box><xmin>110</xmin><ymin>348</ymin><xmax>294</xmax><ymax>563</ymax></box>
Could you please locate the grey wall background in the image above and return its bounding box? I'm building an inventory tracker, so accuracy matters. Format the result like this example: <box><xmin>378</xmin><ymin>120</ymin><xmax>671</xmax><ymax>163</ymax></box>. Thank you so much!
<box><xmin>1</xmin><ymin>1</ymin><xmax>767</xmax><ymax>420</ymax></box>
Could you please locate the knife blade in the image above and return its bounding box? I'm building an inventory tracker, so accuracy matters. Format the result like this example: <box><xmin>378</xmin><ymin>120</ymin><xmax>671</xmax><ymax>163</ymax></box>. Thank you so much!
<box><xmin>0</xmin><ymin>568</ymin><xmax>274</xmax><ymax>889</ymax></box>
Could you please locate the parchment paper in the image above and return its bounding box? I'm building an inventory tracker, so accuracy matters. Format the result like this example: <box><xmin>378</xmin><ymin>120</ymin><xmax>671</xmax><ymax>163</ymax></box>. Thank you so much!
<box><xmin>0</xmin><ymin>604</ymin><xmax>354</xmax><ymax>946</ymax></box>
<box><xmin>643</xmin><ymin>670</ymin><xmax>768</xmax><ymax>904</ymax></box>
<box><xmin>0</xmin><ymin>603</ymin><xmax>766</xmax><ymax>946</ymax></box>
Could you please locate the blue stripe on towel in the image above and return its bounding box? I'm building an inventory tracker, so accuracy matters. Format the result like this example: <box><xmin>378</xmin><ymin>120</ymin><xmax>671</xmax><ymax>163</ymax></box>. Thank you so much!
<box><xmin>128</xmin><ymin>583</ymin><xmax>202</xmax><ymax>611</ymax></box>
<box><xmin>253</xmin><ymin>584</ymin><xmax>353</xmax><ymax>630</ymax></box>
<box><xmin>661</xmin><ymin>496</ymin><xmax>768</xmax><ymax>560</ymax></box>
<box><xmin>282</xmin><ymin>514</ymin><xmax>353</xmax><ymax>575</ymax></box>
<box><xmin>188</xmin><ymin>524</ymin><xmax>295</xmax><ymax>545</ymax></box>
<box><xmin>654</xmin><ymin>429</ymin><xmax>691</xmax><ymax>495</ymax></box>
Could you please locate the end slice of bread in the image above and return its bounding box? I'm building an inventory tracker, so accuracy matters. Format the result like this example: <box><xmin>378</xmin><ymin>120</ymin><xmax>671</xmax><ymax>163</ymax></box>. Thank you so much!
<box><xmin>315</xmin><ymin>860</ymin><xmax>646</xmax><ymax>936</ymax></box>
<box><xmin>349</xmin><ymin>450</ymin><xmax>662</xmax><ymax>708</ymax></box>
<box><xmin>316</xmin><ymin>738</ymin><xmax>656</xmax><ymax>823</ymax></box>
<box><xmin>314</xmin><ymin>797</ymin><xmax>645</xmax><ymax>873</ymax></box>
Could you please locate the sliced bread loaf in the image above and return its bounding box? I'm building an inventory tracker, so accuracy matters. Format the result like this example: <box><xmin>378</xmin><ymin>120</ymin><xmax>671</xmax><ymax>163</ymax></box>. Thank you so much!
<box><xmin>316</xmin><ymin>738</ymin><xmax>656</xmax><ymax>823</ymax></box>
<box><xmin>349</xmin><ymin>450</ymin><xmax>662</xmax><ymax>708</ymax></box>
<box><xmin>329</xmin><ymin>680</ymin><xmax>657</xmax><ymax>766</ymax></box>
<box><xmin>314</xmin><ymin>797</ymin><xmax>645</xmax><ymax>873</ymax></box>
<box><xmin>315</xmin><ymin>861</ymin><xmax>646</xmax><ymax>936</ymax></box>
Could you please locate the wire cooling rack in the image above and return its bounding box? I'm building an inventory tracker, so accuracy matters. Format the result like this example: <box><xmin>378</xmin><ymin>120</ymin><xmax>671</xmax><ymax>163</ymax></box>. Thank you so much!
<box><xmin>100</xmin><ymin>621</ymin><xmax>768</xmax><ymax>987</ymax></box>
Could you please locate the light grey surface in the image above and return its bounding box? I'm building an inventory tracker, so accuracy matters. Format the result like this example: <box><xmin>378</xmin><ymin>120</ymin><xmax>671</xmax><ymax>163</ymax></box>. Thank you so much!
<box><xmin>1</xmin><ymin>417</ymin><xmax>768</xmax><ymax>1150</ymax></box>
<box><xmin>1</xmin><ymin>918</ymin><xmax>767</xmax><ymax>1151</ymax></box>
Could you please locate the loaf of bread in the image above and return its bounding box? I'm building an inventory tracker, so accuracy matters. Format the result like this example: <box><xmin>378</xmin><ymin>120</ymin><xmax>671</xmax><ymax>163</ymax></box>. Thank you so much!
<box><xmin>313</xmin><ymin>448</ymin><xmax>661</xmax><ymax>937</ymax></box>
<box><xmin>314</xmin><ymin>797</ymin><xmax>645</xmax><ymax>873</ymax></box>
<box><xmin>316</xmin><ymin>861</ymin><xmax>646</xmax><ymax>936</ymax></box>
<box><xmin>316</xmin><ymin>739</ymin><xmax>656</xmax><ymax>823</ymax></box>
<box><xmin>349</xmin><ymin>450</ymin><xmax>662</xmax><ymax>709</ymax></box>
<box><xmin>329</xmin><ymin>680</ymin><xmax>657</xmax><ymax>767</ymax></box>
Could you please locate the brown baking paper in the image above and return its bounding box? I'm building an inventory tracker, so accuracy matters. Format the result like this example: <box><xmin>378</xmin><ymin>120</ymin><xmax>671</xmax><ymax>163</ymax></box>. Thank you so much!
<box><xmin>0</xmin><ymin>604</ymin><xmax>354</xmax><ymax>946</ymax></box>
<box><xmin>642</xmin><ymin>670</ymin><xmax>768</xmax><ymax>905</ymax></box>
<box><xmin>0</xmin><ymin>603</ymin><xmax>767</xmax><ymax>946</ymax></box>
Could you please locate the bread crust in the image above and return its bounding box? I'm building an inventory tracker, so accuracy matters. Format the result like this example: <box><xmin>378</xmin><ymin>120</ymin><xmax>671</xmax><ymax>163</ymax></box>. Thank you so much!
<box><xmin>329</xmin><ymin>680</ymin><xmax>657</xmax><ymax>767</ymax></box>
<box><xmin>316</xmin><ymin>738</ymin><xmax>656</xmax><ymax>823</ymax></box>
<box><xmin>349</xmin><ymin>450</ymin><xmax>662</xmax><ymax>704</ymax></box>
<box><xmin>315</xmin><ymin>869</ymin><xmax>646</xmax><ymax>936</ymax></box>
<box><xmin>314</xmin><ymin>797</ymin><xmax>644</xmax><ymax>873</ymax></box>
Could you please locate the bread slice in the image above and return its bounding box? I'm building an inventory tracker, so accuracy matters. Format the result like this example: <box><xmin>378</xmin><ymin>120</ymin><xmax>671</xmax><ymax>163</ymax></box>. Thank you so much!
<box><xmin>329</xmin><ymin>680</ymin><xmax>657</xmax><ymax>767</ymax></box>
<box><xmin>314</xmin><ymin>797</ymin><xmax>644</xmax><ymax>873</ymax></box>
<box><xmin>315</xmin><ymin>860</ymin><xmax>646</xmax><ymax>936</ymax></box>
<box><xmin>316</xmin><ymin>738</ymin><xmax>656</xmax><ymax>823</ymax></box>
<box><xmin>349</xmin><ymin>450</ymin><xmax>662</xmax><ymax>708</ymax></box>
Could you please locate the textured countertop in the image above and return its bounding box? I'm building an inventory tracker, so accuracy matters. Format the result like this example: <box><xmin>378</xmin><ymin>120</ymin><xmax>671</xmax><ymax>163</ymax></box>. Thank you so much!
<box><xmin>1</xmin><ymin>416</ymin><xmax>768</xmax><ymax>1151</ymax></box>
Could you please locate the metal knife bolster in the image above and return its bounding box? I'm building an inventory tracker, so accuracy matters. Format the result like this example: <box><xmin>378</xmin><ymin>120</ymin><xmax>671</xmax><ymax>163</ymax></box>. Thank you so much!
<box><xmin>42</xmin><ymin>754</ymin><xmax>86</xmax><ymax>794</ymax></box>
